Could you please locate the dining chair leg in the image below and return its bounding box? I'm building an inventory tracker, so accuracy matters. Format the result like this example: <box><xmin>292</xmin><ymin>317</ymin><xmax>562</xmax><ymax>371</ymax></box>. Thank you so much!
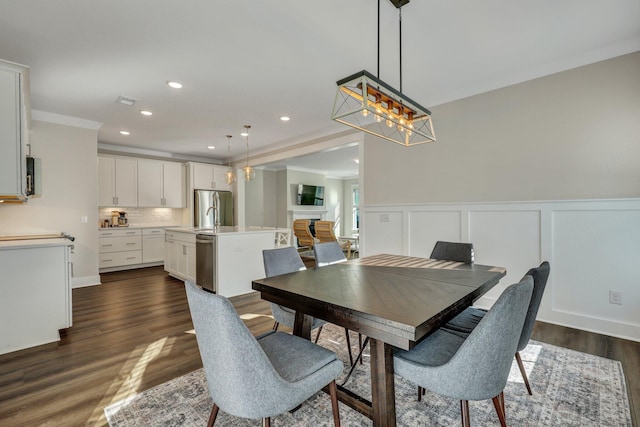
<box><xmin>515</xmin><ymin>351</ymin><xmax>533</xmax><ymax>395</ymax></box>
<box><xmin>417</xmin><ymin>386</ymin><xmax>423</xmax><ymax>402</ymax></box>
<box><xmin>344</xmin><ymin>328</ymin><xmax>354</xmax><ymax>366</ymax></box>
<box><xmin>492</xmin><ymin>393</ymin><xmax>507</xmax><ymax>427</ymax></box>
<box><xmin>272</xmin><ymin>321</ymin><xmax>279</xmax><ymax>331</ymax></box>
<box><xmin>314</xmin><ymin>325</ymin><xmax>323</xmax><ymax>343</ymax></box>
<box><xmin>329</xmin><ymin>380</ymin><xmax>341</xmax><ymax>427</ymax></box>
<box><xmin>207</xmin><ymin>404</ymin><xmax>219</xmax><ymax>427</ymax></box>
<box><xmin>262</xmin><ymin>417</ymin><xmax>271</xmax><ymax>427</ymax></box>
<box><xmin>460</xmin><ymin>400</ymin><xmax>471</xmax><ymax>427</ymax></box>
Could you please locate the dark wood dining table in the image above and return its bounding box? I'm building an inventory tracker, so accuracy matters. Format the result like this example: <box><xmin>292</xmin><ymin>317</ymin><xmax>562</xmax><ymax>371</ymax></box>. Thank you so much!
<box><xmin>252</xmin><ymin>253</ymin><xmax>507</xmax><ymax>426</ymax></box>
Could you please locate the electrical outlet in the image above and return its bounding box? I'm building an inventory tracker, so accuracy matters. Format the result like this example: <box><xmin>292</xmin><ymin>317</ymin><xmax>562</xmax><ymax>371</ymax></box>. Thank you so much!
<box><xmin>609</xmin><ymin>290</ymin><xmax>622</xmax><ymax>305</ymax></box>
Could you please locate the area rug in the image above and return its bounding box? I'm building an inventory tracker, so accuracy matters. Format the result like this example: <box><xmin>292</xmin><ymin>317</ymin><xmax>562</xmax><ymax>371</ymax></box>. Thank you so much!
<box><xmin>105</xmin><ymin>324</ymin><xmax>632</xmax><ymax>426</ymax></box>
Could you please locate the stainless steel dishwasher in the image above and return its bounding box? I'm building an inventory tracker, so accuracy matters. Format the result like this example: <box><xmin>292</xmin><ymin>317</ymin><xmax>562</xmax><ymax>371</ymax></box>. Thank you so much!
<box><xmin>196</xmin><ymin>233</ymin><xmax>216</xmax><ymax>292</ymax></box>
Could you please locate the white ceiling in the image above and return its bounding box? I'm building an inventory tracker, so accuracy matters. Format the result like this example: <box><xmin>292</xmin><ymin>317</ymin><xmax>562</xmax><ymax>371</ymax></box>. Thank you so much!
<box><xmin>1</xmin><ymin>0</ymin><xmax>638</xmax><ymax>175</ymax></box>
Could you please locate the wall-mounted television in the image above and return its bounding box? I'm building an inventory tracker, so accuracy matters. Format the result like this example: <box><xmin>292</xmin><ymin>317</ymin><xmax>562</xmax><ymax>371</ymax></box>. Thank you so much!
<box><xmin>297</xmin><ymin>184</ymin><xmax>325</xmax><ymax>206</ymax></box>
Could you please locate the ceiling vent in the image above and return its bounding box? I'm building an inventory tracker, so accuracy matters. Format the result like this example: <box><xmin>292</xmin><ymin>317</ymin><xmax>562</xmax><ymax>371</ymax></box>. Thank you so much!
<box><xmin>116</xmin><ymin>95</ymin><xmax>138</xmax><ymax>106</ymax></box>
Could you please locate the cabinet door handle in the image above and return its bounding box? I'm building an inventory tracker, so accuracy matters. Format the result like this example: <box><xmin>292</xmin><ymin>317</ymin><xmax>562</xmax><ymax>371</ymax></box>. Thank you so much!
<box><xmin>126</xmin><ymin>242</ymin><xmax>136</xmax><ymax>245</ymax></box>
<box><xmin>103</xmin><ymin>259</ymin><xmax>113</xmax><ymax>262</ymax></box>
<box><xmin>183</xmin><ymin>245</ymin><xmax>187</xmax><ymax>255</ymax></box>
<box><xmin>102</xmin><ymin>244</ymin><xmax>113</xmax><ymax>247</ymax></box>
<box><xmin>126</xmin><ymin>257</ymin><xmax>137</xmax><ymax>260</ymax></box>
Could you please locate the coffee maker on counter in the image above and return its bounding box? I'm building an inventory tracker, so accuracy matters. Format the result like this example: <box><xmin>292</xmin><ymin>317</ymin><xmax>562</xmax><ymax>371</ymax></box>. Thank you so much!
<box><xmin>110</xmin><ymin>211</ymin><xmax>128</xmax><ymax>227</ymax></box>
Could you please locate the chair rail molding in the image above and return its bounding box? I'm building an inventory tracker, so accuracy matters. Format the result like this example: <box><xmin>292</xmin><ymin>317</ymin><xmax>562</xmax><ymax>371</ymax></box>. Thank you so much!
<box><xmin>360</xmin><ymin>198</ymin><xmax>640</xmax><ymax>342</ymax></box>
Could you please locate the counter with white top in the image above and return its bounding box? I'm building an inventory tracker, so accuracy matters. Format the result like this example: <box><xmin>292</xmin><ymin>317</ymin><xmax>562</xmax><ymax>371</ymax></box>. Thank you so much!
<box><xmin>164</xmin><ymin>226</ymin><xmax>292</xmax><ymax>297</ymax></box>
<box><xmin>98</xmin><ymin>224</ymin><xmax>181</xmax><ymax>272</ymax></box>
<box><xmin>0</xmin><ymin>237</ymin><xmax>73</xmax><ymax>355</ymax></box>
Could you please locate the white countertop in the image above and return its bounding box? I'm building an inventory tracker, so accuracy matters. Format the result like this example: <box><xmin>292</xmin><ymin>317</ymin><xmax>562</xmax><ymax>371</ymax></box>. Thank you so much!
<box><xmin>165</xmin><ymin>226</ymin><xmax>289</xmax><ymax>235</ymax></box>
<box><xmin>98</xmin><ymin>223</ymin><xmax>181</xmax><ymax>230</ymax></box>
<box><xmin>0</xmin><ymin>238</ymin><xmax>74</xmax><ymax>250</ymax></box>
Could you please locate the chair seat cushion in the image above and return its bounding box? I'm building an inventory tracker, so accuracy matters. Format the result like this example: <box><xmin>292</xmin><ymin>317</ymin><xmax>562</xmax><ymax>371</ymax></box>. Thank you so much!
<box><xmin>259</xmin><ymin>331</ymin><xmax>339</xmax><ymax>383</ymax></box>
<box><xmin>394</xmin><ymin>328</ymin><xmax>466</xmax><ymax>367</ymax></box>
<box><xmin>442</xmin><ymin>306</ymin><xmax>487</xmax><ymax>338</ymax></box>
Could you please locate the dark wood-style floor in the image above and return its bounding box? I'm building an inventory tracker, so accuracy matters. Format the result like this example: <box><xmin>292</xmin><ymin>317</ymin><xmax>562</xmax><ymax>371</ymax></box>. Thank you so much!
<box><xmin>0</xmin><ymin>266</ymin><xmax>637</xmax><ymax>426</ymax></box>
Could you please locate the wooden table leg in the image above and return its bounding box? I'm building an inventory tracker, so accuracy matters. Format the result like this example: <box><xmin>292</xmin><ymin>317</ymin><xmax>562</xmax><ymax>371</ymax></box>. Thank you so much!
<box><xmin>293</xmin><ymin>311</ymin><xmax>312</xmax><ymax>340</ymax></box>
<box><xmin>369</xmin><ymin>338</ymin><xmax>396</xmax><ymax>426</ymax></box>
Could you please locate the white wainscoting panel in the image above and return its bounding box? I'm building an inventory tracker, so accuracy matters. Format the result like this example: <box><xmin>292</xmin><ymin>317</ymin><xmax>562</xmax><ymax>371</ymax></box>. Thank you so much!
<box><xmin>408</xmin><ymin>211</ymin><xmax>462</xmax><ymax>258</ymax></box>
<box><xmin>361</xmin><ymin>199</ymin><xmax>640</xmax><ymax>341</ymax></box>
<box><xmin>551</xmin><ymin>210</ymin><xmax>640</xmax><ymax>338</ymax></box>
<box><xmin>469</xmin><ymin>210</ymin><xmax>541</xmax><ymax>300</ymax></box>
<box><xmin>361</xmin><ymin>210</ymin><xmax>404</xmax><ymax>256</ymax></box>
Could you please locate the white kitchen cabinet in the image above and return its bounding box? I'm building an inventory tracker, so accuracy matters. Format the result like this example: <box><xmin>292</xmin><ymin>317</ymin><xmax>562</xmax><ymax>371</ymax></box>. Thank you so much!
<box><xmin>98</xmin><ymin>156</ymin><xmax>138</xmax><ymax>207</ymax></box>
<box><xmin>142</xmin><ymin>228</ymin><xmax>165</xmax><ymax>263</ymax></box>
<box><xmin>191</xmin><ymin>162</ymin><xmax>231</xmax><ymax>192</ymax></box>
<box><xmin>0</xmin><ymin>60</ymin><xmax>29</xmax><ymax>202</ymax></box>
<box><xmin>0</xmin><ymin>239</ymin><xmax>72</xmax><ymax>355</ymax></box>
<box><xmin>164</xmin><ymin>230</ymin><xmax>195</xmax><ymax>282</ymax></box>
<box><xmin>98</xmin><ymin>228</ymin><xmax>142</xmax><ymax>270</ymax></box>
<box><xmin>137</xmin><ymin>159</ymin><xmax>185</xmax><ymax>208</ymax></box>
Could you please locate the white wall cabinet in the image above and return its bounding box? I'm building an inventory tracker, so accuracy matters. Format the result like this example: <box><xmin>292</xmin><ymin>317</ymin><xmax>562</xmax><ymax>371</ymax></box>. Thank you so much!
<box><xmin>164</xmin><ymin>230</ymin><xmax>195</xmax><ymax>282</ymax></box>
<box><xmin>98</xmin><ymin>156</ymin><xmax>138</xmax><ymax>207</ymax></box>
<box><xmin>191</xmin><ymin>162</ymin><xmax>231</xmax><ymax>192</ymax></box>
<box><xmin>0</xmin><ymin>60</ymin><xmax>29</xmax><ymax>202</ymax></box>
<box><xmin>137</xmin><ymin>159</ymin><xmax>185</xmax><ymax>208</ymax></box>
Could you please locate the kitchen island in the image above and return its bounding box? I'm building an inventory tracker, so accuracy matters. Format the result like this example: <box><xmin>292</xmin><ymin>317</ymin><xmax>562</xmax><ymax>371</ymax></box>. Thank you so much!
<box><xmin>164</xmin><ymin>226</ymin><xmax>290</xmax><ymax>297</ymax></box>
<box><xmin>0</xmin><ymin>237</ymin><xmax>73</xmax><ymax>355</ymax></box>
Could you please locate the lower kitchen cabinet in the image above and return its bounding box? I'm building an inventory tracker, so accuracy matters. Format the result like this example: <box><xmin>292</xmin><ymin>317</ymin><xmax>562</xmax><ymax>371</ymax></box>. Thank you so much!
<box><xmin>142</xmin><ymin>228</ymin><xmax>165</xmax><ymax>263</ymax></box>
<box><xmin>99</xmin><ymin>228</ymin><xmax>142</xmax><ymax>270</ymax></box>
<box><xmin>0</xmin><ymin>239</ymin><xmax>72</xmax><ymax>355</ymax></box>
<box><xmin>99</xmin><ymin>227</ymin><xmax>166</xmax><ymax>272</ymax></box>
<box><xmin>164</xmin><ymin>230</ymin><xmax>195</xmax><ymax>282</ymax></box>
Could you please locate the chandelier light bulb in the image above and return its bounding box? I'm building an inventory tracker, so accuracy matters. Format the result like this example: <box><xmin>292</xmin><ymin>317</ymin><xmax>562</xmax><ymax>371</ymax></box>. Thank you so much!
<box><xmin>361</xmin><ymin>108</ymin><xmax>369</xmax><ymax>117</ymax></box>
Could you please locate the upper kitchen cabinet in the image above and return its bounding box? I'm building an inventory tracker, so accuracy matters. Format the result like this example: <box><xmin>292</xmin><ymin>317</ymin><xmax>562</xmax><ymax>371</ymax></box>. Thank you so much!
<box><xmin>98</xmin><ymin>156</ymin><xmax>138</xmax><ymax>207</ymax></box>
<box><xmin>137</xmin><ymin>159</ymin><xmax>185</xmax><ymax>208</ymax></box>
<box><xmin>190</xmin><ymin>162</ymin><xmax>231</xmax><ymax>192</ymax></box>
<box><xmin>0</xmin><ymin>60</ymin><xmax>30</xmax><ymax>203</ymax></box>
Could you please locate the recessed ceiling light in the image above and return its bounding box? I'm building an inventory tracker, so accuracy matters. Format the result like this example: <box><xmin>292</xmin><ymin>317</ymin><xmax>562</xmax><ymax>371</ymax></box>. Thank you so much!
<box><xmin>207</xmin><ymin>145</ymin><xmax>215</xmax><ymax>150</ymax></box>
<box><xmin>167</xmin><ymin>81</ymin><xmax>183</xmax><ymax>89</ymax></box>
<box><xmin>140</xmin><ymin>110</ymin><xmax>153</xmax><ymax>116</ymax></box>
<box><xmin>120</xmin><ymin>130</ymin><xmax>130</xmax><ymax>135</ymax></box>
<box><xmin>280</xmin><ymin>116</ymin><xmax>290</xmax><ymax>121</ymax></box>
<box><xmin>240</xmin><ymin>131</ymin><xmax>249</xmax><ymax>137</ymax></box>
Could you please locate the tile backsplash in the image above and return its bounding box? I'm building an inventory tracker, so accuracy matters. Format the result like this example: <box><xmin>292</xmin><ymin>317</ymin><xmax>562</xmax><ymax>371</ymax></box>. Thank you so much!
<box><xmin>99</xmin><ymin>207</ymin><xmax>184</xmax><ymax>227</ymax></box>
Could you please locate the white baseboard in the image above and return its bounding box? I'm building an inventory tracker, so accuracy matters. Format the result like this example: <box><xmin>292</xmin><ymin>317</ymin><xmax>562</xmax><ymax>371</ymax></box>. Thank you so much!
<box><xmin>72</xmin><ymin>275</ymin><xmax>101</xmax><ymax>288</ymax></box>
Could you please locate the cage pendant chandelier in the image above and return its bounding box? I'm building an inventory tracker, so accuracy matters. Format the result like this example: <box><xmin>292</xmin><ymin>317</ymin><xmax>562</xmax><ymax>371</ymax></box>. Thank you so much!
<box><xmin>331</xmin><ymin>0</ymin><xmax>435</xmax><ymax>147</ymax></box>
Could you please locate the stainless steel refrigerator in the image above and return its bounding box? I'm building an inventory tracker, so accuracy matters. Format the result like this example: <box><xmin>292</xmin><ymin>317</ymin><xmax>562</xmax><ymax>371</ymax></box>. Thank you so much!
<box><xmin>194</xmin><ymin>189</ymin><xmax>233</xmax><ymax>228</ymax></box>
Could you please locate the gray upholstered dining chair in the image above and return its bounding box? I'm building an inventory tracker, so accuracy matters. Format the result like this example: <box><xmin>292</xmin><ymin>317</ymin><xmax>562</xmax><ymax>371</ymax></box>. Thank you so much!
<box><xmin>394</xmin><ymin>276</ymin><xmax>534</xmax><ymax>427</ymax></box>
<box><xmin>263</xmin><ymin>246</ymin><xmax>326</xmax><ymax>343</ymax></box>
<box><xmin>185</xmin><ymin>281</ymin><xmax>343</xmax><ymax>427</ymax></box>
<box><xmin>430</xmin><ymin>241</ymin><xmax>475</xmax><ymax>264</ymax></box>
<box><xmin>443</xmin><ymin>261</ymin><xmax>551</xmax><ymax>395</ymax></box>
<box><xmin>313</xmin><ymin>241</ymin><xmax>365</xmax><ymax>368</ymax></box>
